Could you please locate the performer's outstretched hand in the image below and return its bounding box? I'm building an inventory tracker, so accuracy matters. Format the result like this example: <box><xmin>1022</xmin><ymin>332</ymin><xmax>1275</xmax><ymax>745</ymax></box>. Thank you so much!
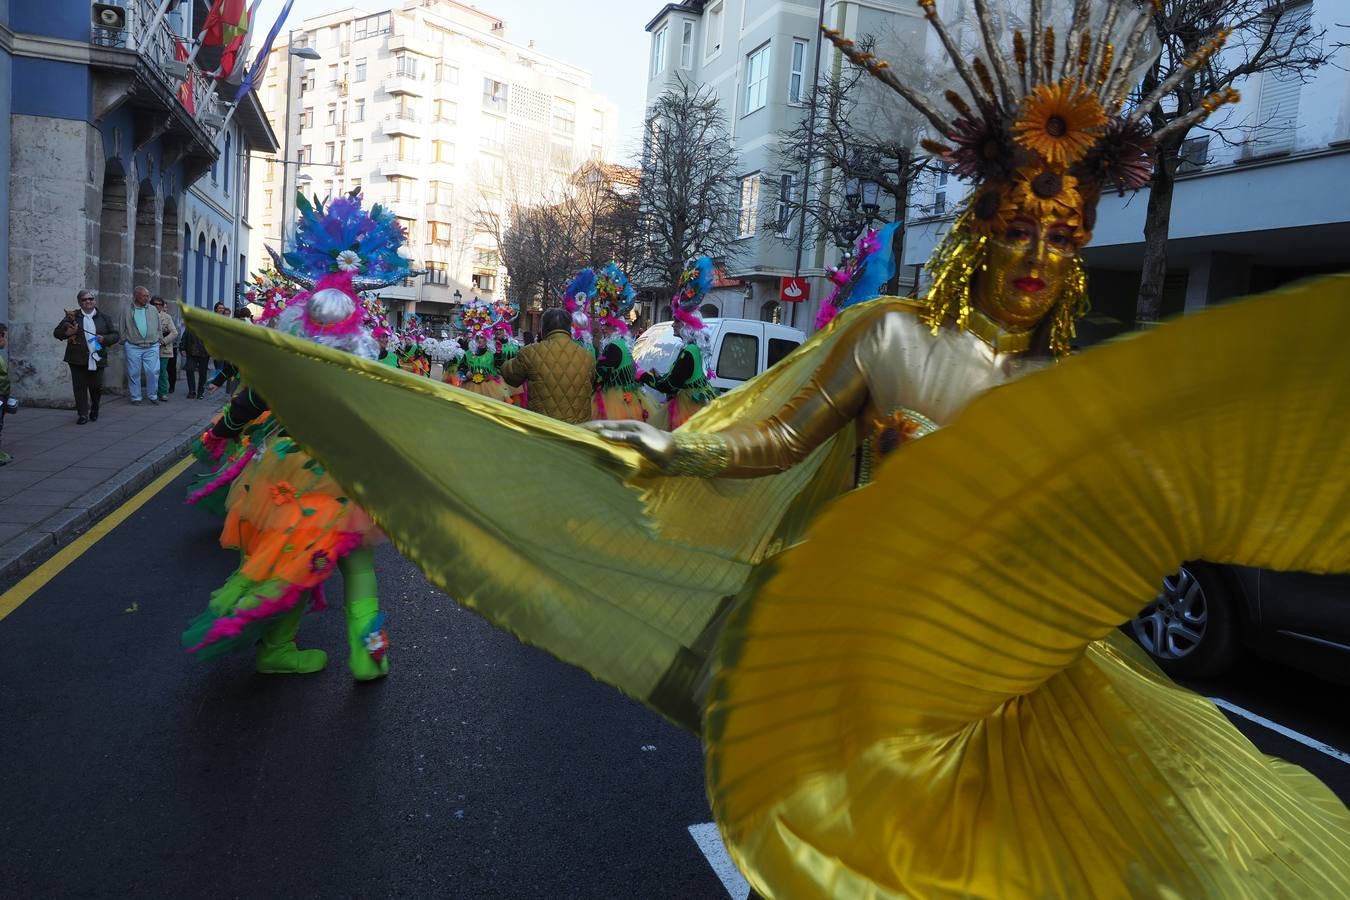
<box><xmin>584</xmin><ymin>419</ymin><xmax>674</xmax><ymax>468</ymax></box>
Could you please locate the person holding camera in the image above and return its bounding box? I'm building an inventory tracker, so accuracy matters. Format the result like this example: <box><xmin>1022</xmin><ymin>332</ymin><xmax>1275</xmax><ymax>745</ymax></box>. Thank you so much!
<box><xmin>54</xmin><ymin>289</ymin><xmax>120</xmax><ymax>425</ymax></box>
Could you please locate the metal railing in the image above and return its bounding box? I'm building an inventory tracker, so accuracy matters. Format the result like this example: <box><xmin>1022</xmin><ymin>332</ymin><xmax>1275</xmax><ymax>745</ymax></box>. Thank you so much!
<box><xmin>91</xmin><ymin>0</ymin><xmax>221</xmax><ymax>128</ymax></box>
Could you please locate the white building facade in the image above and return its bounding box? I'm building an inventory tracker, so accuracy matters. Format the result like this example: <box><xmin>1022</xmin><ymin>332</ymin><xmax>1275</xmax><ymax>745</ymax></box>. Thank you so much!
<box><xmin>644</xmin><ymin>0</ymin><xmax>926</xmax><ymax>330</ymax></box>
<box><xmin>249</xmin><ymin>0</ymin><xmax>618</xmax><ymax>332</ymax></box>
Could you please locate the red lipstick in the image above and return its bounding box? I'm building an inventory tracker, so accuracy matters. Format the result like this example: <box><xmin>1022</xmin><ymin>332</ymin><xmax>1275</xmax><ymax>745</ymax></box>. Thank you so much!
<box><xmin>1014</xmin><ymin>277</ymin><xmax>1045</xmax><ymax>294</ymax></box>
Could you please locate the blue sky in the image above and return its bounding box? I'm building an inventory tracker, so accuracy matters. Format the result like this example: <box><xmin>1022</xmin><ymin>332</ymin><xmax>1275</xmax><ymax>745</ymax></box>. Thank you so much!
<box><xmin>254</xmin><ymin>0</ymin><xmax>654</xmax><ymax>160</ymax></box>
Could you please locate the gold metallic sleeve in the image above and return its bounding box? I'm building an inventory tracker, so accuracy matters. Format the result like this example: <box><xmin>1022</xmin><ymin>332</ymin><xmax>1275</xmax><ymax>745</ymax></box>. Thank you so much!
<box><xmin>676</xmin><ymin>309</ymin><xmax>880</xmax><ymax>478</ymax></box>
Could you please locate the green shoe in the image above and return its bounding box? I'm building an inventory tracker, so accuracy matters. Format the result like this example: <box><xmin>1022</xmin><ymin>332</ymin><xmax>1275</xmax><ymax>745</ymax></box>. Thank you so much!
<box><xmin>346</xmin><ymin>597</ymin><xmax>390</xmax><ymax>681</ymax></box>
<box><xmin>255</xmin><ymin>603</ymin><xmax>327</xmax><ymax>674</ymax></box>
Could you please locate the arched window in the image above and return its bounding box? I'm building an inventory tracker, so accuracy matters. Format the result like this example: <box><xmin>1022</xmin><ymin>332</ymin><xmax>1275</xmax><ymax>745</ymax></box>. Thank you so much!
<box><xmin>759</xmin><ymin>300</ymin><xmax>782</xmax><ymax>325</ymax></box>
<box><xmin>195</xmin><ymin>233</ymin><xmax>207</xmax><ymax>305</ymax></box>
<box><xmin>224</xmin><ymin>134</ymin><xmax>232</xmax><ymax>194</ymax></box>
<box><xmin>209</xmin><ymin>240</ymin><xmax>218</xmax><ymax>307</ymax></box>
<box><xmin>700</xmin><ymin>303</ymin><xmax>719</xmax><ymax>318</ymax></box>
<box><xmin>219</xmin><ymin>243</ymin><xmax>228</xmax><ymax>303</ymax></box>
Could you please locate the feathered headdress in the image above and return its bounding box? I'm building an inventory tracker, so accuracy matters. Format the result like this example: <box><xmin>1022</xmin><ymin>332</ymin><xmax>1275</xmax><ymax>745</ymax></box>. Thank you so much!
<box><xmin>672</xmin><ymin>256</ymin><xmax>715</xmax><ymax>352</ymax></box>
<box><xmin>823</xmin><ymin>1</ymin><xmax>1239</xmax><ymax>355</ymax></box>
<box><xmin>563</xmin><ymin>268</ymin><xmax>598</xmax><ymax>347</ymax></box>
<box><xmin>491</xmin><ymin>300</ymin><xmax>519</xmax><ymax>340</ymax></box>
<box><xmin>458</xmin><ymin>297</ymin><xmax>499</xmax><ymax>343</ymax></box>
<box><xmin>590</xmin><ymin>263</ymin><xmax>636</xmax><ymax>338</ymax></box>
<box><xmin>268</xmin><ymin>191</ymin><xmax>418</xmax><ymax>290</ymax></box>
<box><xmin>816</xmin><ymin>223</ymin><xmax>901</xmax><ymax>328</ymax></box>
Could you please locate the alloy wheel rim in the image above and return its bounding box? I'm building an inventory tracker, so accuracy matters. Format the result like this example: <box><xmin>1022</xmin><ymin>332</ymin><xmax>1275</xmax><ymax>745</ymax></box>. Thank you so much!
<box><xmin>1132</xmin><ymin>567</ymin><xmax>1208</xmax><ymax>660</ymax></box>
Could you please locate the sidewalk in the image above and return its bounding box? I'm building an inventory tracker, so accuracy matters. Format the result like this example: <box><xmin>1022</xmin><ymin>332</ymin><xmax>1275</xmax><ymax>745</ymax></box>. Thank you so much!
<box><xmin>0</xmin><ymin>392</ymin><xmax>219</xmax><ymax>582</ymax></box>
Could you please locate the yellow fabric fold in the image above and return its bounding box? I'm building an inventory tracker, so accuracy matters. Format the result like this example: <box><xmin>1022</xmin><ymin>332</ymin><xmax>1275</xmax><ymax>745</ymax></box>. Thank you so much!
<box><xmin>704</xmin><ymin>273</ymin><xmax>1350</xmax><ymax>898</ymax></box>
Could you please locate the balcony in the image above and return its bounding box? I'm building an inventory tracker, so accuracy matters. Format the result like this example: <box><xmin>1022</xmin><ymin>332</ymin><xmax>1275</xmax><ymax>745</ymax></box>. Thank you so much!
<box><xmin>88</xmin><ymin>0</ymin><xmax>224</xmax><ymax>173</ymax></box>
<box><xmin>387</xmin><ymin>200</ymin><xmax>420</xmax><ymax>220</ymax></box>
<box><xmin>388</xmin><ymin>34</ymin><xmax>438</xmax><ymax>58</ymax></box>
<box><xmin>382</xmin><ymin>113</ymin><xmax>425</xmax><ymax>138</ymax></box>
<box><xmin>425</xmin><ymin>203</ymin><xmax>455</xmax><ymax>222</ymax></box>
<box><xmin>384</xmin><ymin>74</ymin><xmax>426</xmax><ymax>96</ymax></box>
<box><xmin>379</xmin><ymin>156</ymin><xmax>422</xmax><ymax>178</ymax></box>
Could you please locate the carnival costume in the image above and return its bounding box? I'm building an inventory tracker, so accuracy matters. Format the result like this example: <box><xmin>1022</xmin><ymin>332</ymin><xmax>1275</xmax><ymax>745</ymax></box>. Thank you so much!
<box><xmin>182</xmin><ymin>192</ymin><xmax>414</xmax><ymax>681</ymax></box>
<box><xmin>492</xmin><ymin>301</ymin><xmax>526</xmax><ymax>407</ymax></box>
<box><xmin>588</xmin><ymin>263</ymin><xmax>657</xmax><ymax>424</ymax></box>
<box><xmin>181</xmin><ymin>1</ymin><xmax>1350</xmax><ymax>894</ymax></box>
<box><xmin>642</xmin><ymin>256</ymin><xmax>719</xmax><ymax>430</ymax></box>
<box><xmin>455</xmin><ymin>299</ymin><xmax>512</xmax><ymax>402</ymax></box>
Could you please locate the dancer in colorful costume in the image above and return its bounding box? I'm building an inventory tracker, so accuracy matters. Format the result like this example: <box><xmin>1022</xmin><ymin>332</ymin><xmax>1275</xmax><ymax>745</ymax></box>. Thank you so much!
<box><xmin>181</xmin><ymin>192</ymin><xmax>413</xmax><ymax>681</ymax></box>
<box><xmin>641</xmin><ymin>256</ymin><xmax>719</xmax><ymax>430</ymax></box>
<box><xmin>561</xmin><ymin>268</ymin><xmax>596</xmax><ymax>350</ymax></box>
<box><xmin>813</xmin><ymin>221</ymin><xmax>902</xmax><ymax>328</ymax></box>
<box><xmin>182</xmin><ymin>1</ymin><xmax>1350</xmax><ymax>892</ymax></box>
<box><xmin>492</xmin><ymin>301</ymin><xmax>526</xmax><ymax>406</ymax></box>
<box><xmin>454</xmin><ymin>298</ymin><xmax>511</xmax><ymax>402</ymax></box>
<box><xmin>588</xmin><ymin>263</ymin><xmax>656</xmax><ymax>424</ymax></box>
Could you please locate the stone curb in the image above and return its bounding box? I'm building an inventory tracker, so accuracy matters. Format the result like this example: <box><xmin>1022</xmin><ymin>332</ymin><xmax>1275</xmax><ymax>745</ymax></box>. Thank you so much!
<box><xmin>0</xmin><ymin>422</ymin><xmax>208</xmax><ymax>585</ymax></box>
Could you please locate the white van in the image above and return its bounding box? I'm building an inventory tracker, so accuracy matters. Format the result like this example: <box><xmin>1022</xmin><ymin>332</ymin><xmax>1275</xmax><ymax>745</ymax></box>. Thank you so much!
<box><xmin>633</xmin><ymin>318</ymin><xmax>807</xmax><ymax>392</ymax></box>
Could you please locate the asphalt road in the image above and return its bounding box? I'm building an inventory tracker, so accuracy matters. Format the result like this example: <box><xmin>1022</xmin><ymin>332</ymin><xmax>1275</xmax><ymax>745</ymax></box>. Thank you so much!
<box><xmin>0</xmin><ymin>469</ymin><xmax>1345</xmax><ymax>897</ymax></box>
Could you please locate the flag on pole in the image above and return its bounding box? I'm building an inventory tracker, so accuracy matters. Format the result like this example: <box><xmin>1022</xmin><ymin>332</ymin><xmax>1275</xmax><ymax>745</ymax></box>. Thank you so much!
<box><xmin>201</xmin><ymin>0</ymin><xmax>249</xmax><ymax>48</ymax></box>
<box><xmin>174</xmin><ymin>40</ymin><xmax>196</xmax><ymax>114</ymax></box>
<box><xmin>234</xmin><ymin>0</ymin><xmax>295</xmax><ymax>102</ymax></box>
<box><xmin>221</xmin><ymin>0</ymin><xmax>264</xmax><ymax>83</ymax></box>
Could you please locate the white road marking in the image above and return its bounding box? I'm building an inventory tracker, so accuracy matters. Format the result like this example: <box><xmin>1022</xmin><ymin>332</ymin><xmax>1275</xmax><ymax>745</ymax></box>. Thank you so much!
<box><xmin>1210</xmin><ymin>697</ymin><xmax>1350</xmax><ymax>765</ymax></box>
<box><xmin>689</xmin><ymin>823</ymin><xmax>751</xmax><ymax>900</ymax></box>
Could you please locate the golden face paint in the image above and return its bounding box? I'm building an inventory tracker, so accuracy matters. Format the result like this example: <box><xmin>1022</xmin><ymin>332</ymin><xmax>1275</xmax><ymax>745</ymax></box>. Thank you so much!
<box><xmin>973</xmin><ymin>215</ymin><xmax>1081</xmax><ymax>332</ymax></box>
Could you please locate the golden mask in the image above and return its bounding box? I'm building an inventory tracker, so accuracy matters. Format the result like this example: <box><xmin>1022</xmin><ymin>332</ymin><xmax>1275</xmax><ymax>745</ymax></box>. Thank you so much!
<box><xmin>974</xmin><ymin>214</ymin><xmax>1082</xmax><ymax>333</ymax></box>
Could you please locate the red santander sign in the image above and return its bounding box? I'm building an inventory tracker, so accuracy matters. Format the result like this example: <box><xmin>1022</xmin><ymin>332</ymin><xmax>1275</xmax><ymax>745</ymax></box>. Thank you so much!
<box><xmin>779</xmin><ymin>276</ymin><xmax>810</xmax><ymax>303</ymax></box>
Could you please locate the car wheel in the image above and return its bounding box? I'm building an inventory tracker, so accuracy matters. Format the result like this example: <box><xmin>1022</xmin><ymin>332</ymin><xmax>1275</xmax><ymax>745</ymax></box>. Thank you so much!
<box><xmin>1130</xmin><ymin>563</ymin><xmax>1239</xmax><ymax>678</ymax></box>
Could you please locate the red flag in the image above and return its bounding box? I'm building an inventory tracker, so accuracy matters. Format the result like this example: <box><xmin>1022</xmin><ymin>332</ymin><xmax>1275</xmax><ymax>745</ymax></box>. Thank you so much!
<box><xmin>219</xmin><ymin>0</ymin><xmax>262</xmax><ymax>81</ymax></box>
<box><xmin>175</xmin><ymin>40</ymin><xmax>196</xmax><ymax>114</ymax></box>
<box><xmin>202</xmin><ymin>0</ymin><xmax>248</xmax><ymax>48</ymax></box>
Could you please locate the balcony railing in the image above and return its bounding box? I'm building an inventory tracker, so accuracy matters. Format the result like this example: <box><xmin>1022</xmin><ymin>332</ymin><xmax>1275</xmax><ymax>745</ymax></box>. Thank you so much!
<box><xmin>382</xmin><ymin>112</ymin><xmax>425</xmax><ymax>137</ymax></box>
<box><xmin>91</xmin><ymin>0</ymin><xmax>222</xmax><ymax>131</ymax></box>
<box><xmin>379</xmin><ymin>156</ymin><xmax>422</xmax><ymax>178</ymax></box>
<box><xmin>384</xmin><ymin>74</ymin><xmax>426</xmax><ymax>95</ymax></box>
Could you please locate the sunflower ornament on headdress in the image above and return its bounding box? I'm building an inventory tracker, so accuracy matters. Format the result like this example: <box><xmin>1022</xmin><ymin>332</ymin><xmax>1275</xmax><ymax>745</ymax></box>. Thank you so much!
<box><xmin>457</xmin><ymin>297</ymin><xmax>499</xmax><ymax>345</ymax></box>
<box><xmin>824</xmin><ymin>0</ymin><xmax>1240</xmax><ymax>355</ymax></box>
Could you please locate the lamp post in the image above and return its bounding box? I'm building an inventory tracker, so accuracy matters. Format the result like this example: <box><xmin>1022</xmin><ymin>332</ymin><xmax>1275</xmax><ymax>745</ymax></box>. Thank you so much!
<box><xmin>832</xmin><ymin>155</ymin><xmax>883</xmax><ymax>257</ymax></box>
<box><xmin>280</xmin><ymin>35</ymin><xmax>322</xmax><ymax>241</ymax></box>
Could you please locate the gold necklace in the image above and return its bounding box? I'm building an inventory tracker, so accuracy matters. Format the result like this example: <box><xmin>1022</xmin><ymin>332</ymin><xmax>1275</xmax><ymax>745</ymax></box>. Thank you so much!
<box><xmin>964</xmin><ymin>308</ymin><xmax>1034</xmax><ymax>355</ymax></box>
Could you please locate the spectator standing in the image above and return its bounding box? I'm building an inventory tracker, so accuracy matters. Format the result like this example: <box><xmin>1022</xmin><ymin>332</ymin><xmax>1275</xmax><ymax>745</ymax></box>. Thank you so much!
<box><xmin>120</xmin><ymin>285</ymin><xmax>162</xmax><ymax>404</ymax></box>
<box><xmin>500</xmin><ymin>307</ymin><xmax>596</xmax><ymax>424</ymax></box>
<box><xmin>180</xmin><ymin>317</ymin><xmax>211</xmax><ymax>399</ymax></box>
<box><xmin>151</xmin><ymin>296</ymin><xmax>178</xmax><ymax>402</ymax></box>
<box><xmin>54</xmin><ymin>289</ymin><xmax>120</xmax><ymax>424</ymax></box>
<box><xmin>0</xmin><ymin>323</ymin><xmax>12</xmax><ymax>463</ymax></box>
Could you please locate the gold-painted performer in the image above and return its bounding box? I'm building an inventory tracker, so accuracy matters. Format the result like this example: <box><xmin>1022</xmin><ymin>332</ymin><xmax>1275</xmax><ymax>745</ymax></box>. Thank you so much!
<box><xmin>181</xmin><ymin>2</ymin><xmax>1350</xmax><ymax>894</ymax></box>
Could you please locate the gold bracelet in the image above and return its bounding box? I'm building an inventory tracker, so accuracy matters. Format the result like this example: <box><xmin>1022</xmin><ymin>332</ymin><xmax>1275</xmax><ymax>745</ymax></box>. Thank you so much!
<box><xmin>668</xmin><ymin>432</ymin><xmax>731</xmax><ymax>477</ymax></box>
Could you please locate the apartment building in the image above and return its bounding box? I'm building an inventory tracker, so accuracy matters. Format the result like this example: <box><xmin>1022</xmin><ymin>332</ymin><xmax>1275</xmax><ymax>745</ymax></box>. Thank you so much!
<box><xmin>3</xmin><ymin>0</ymin><xmax>274</xmax><ymax>405</ymax></box>
<box><xmin>249</xmin><ymin>0</ymin><xmax>618</xmax><ymax>331</ymax></box>
<box><xmin>644</xmin><ymin>0</ymin><xmax>925</xmax><ymax>329</ymax></box>
<box><xmin>900</xmin><ymin>0</ymin><xmax>1350</xmax><ymax>330</ymax></box>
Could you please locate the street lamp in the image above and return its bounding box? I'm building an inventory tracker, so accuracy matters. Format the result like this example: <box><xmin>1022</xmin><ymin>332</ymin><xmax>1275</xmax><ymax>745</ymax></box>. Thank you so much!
<box><xmin>280</xmin><ymin>37</ymin><xmax>322</xmax><ymax>241</ymax></box>
<box><xmin>452</xmin><ymin>289</ymin><xmax>463</xmax><ymax>305</ymax></box>
<box><xmin>833</xmin><ymin>155</ymin><xmax>883</xmax><ymax>255</ymax></box>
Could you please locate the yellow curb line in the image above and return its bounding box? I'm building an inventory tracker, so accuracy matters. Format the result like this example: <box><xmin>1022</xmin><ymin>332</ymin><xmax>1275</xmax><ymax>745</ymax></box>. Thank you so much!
<box><xmin>0</xmin><ymin>455</ymin><xmax>194</xmax><ymax>622</ymax></box>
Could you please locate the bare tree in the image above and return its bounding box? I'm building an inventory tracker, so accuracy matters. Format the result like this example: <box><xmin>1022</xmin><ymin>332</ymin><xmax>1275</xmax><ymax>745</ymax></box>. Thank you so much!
<box><xmin>638</xmin><ymin>76</ymin><xmax>742</xmax><ymax>297</ymax></box>
<box><xmin>774</xmin><ymin>34</ymin><xmax>932</xmax><ymax>265</ymax></box>
<box><xmin>1135</xmin><ymin>1</ymin><xmax>1330</xmax><ymax>324</ymax></box>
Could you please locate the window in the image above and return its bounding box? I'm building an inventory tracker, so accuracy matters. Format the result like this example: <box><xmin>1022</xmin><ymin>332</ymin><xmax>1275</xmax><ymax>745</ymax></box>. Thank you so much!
<box><xmin>716</xmin><ymin>333</ymin><xmax>759</xmax><ymax>381</ymax></box>
<box><xmin>550</xmin><ymin>141</ymin><xmax>573</xmax><ymax>170</ymax></box>
<box><xmin>760</xmin><ymin>300</ymin><xmax>782</xmax><ymax>325</ymax></box>
<box><xmin>1178</xmin><ymin>135</ymin><xmax>1210</xmax><ymax>174</ymax></box>
<box><xmin>325</xmin><ymin>142</ymin><xmax>336</xmax><ymax>164</ymax></box>
<box><xmin>351</xmin><ymin>138</ymin><xmax>364</xmax><ymax>161</ymax></box>
<box><xmin>472</xmin><ymin>272</ymin><xmax>496</xmax><ymax>292</ymax></box>
<box><xmin>302</xmin><ymin>107</ymin><xmax>314</xmax><ymax>128</ymax></box>
<box><xmin>354</xmin><ymin>12</ymin><xmax>390</xmax><ymax>40</ymax></box>
<box><xmin>680</xmin><ymin>20</ymin><xmax>694</xmax><ymax>69</ymax></box>
<box><xmin>738</xmin><ymin>174</ymin><xmax>761</xmax><ymax>238</ymax></box>
<box><xmin>397</xmin><ymin>217</ymin><xmax>416</xmax><ymax>242</ymax></box>
<box><xmin>392</xmin><ymin>136</ymin><xmax>417</xmax><ymax>161</ymax></box>
<box><xmin>706</xmin><ymin>1</ymin><xmax>724</xmax><ymax>57</ymax></box>
<box><xmin>480</xmin><ymin>153</ymin><xmax>505</xmax><ymax>190</ymax></box>
<box><xmin>326</xmin><ymin>105</ymin><xmax>337</xmax><ymax>125</ymax></box>
<box><xmin>390</xmin><ymin>177</ymin><xmax>416</xmax><ymax>202</ymax></box>
<box><xmin>426</xmin><ymin>261</ymin><xmax>449</xmax><ymax>285</ymax></box>
<box><xmin>299</xmin><ymin>144</ymin><xmax>312</xmax><ymax>164</ymax></box>
<box><xmin>651</xmin><ymin>25</ymin><xmax>668</xmax><ymax>78</ymax></box>
<box><xmin>327</xmin><ymin>64</ymin><xmax>338</xmax><ymax>85</ymax></box>
<box><xmin>934</xmin><ymin>168</ymin><xmax>948</xmax><ymax>215</ymax></box>
<box><xmin>434</xmin><ymin>141</ymin><xmax>456</xmax><ymax>164</ymax></box>
<box><xmin>223</xmin><ymin>133</ymin><xmax>231</xmax><ymax>194</ymax></box>
<box><xmin>700</xmin><ymin>303</ymin><xmax>719</xmax><ymax>318</ymax></box>
<box><xmin>775</xmin><ymin>172</ymin><xmax>795</xmax><ymax>234</ymax></box>
<box><xmin>435</xmin><ymin>100</ymin><xmax>458</xmax><ymax>123</ymax></box>
<box><xmin>480</xmin><ymin>118</ymin><xmax>506</xmax><ymax>153</ymax></box>
<box><xmin>767</xmin><ymin>336</ymin><xmax>799</xmax><ymax>367</ymax></box>
<box><xmin>789</xmin><ymin>39</ymin><xmax>808</xmax><ymax>104</ymax></box>
<box><xmin>264</xmin><ymin>189</ymin><xmax>273</xmax><ymax>207</ymax></box>
<box><xmin>744</xmin><ymin>43</ymin><xmax>771</xmax><ymax>113</ymax></box>
<box><xmin>429</xmin><ymin>181</ymin><xmax>454</xmax><ymax>206</ymax></box>
<box><xmin>474</xmin><ymin>248</ymin><xmax>499</xmax><ymax>268</ymax></box>
<box><xmin>353</xmin><ymin>99</ymin><xmax>365</xmax><ymax>122</ymax></box>
<box><xmin>394</xmin><ymin>54</ymin><xmax>419</xmax><ymax>79</ymax></box>
<box><xmin>354</xmin><ymin>59</ymin><xmax>367</xmax><ymax>82</ymax></box>
<box><xmin>483</xmin><ymin>78</ymin><xmax>509</xmax><ymax>114</ymax></box>
<box><xmin>552</xmin><ymin>98</ymin><xmax>576</xmax><ymax>135</ymax></box>
<box><xmin>438</xmin><ymin>62</ymin><xmax>460</xmax><ymax>84</ymax></box>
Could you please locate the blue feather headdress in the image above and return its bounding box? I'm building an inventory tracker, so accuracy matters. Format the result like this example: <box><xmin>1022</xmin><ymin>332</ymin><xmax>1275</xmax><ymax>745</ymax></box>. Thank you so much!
<box><xmin>673</xmin><ymin>256</ymin><xmax>715</xmax><ymax>313</ymax></box>
<box><xmin>592</xmin><ymin>263</ymin><xmax>636</xmax><ymax>321</ymax></box>
<box><xmin>268</xmin><ymin>191</ymin><xmax>417</xmax><ymax>290</ymax></box>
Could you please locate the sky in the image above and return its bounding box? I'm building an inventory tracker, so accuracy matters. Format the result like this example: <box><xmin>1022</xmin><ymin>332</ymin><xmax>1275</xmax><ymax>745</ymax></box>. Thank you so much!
<box><xmin>254</xmin><ymin>0</ymin><xmax>655</xmax><ymax>161</ymax></box>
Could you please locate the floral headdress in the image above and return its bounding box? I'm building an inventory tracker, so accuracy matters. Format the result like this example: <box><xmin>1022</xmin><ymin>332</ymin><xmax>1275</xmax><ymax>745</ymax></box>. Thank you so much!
<box><xmin>590</xmin><ymin>263</ymin><xmax>636</xmax><ymax>339</ymax></box>
<box><xmin>458</xmin><ymin>297</ymin><xmax>499</xmax><ymax>344</ymax></box>
<box><xmin>671</xmin><ymin>256</ymin><xmax>715</xmax><ymax>357</ymax></box>
<box><xmin>824</xmin><ymin>0</ymin><xmax>1240</xmax><ymax>355</ymax></box>
<box><xmin>491</xmin><ymin>300</ymin><xmax>520</xmax><ymax>341</ymax></box>
<box><xmin>246</xmin><ymin>268</ymin><xmax>298</xmax><ymax>326</ymax></box>
<box><xmin>563</xmin><ymin>268</ymin><xmax>598</xmax><ymax>348</ymax></box>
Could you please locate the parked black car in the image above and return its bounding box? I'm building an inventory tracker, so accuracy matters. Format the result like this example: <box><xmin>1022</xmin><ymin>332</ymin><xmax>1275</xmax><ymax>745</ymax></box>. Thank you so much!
<box><xmin>1130</xmin><ymin>562</ymin><xmax>1350</xmax><ymax>683</ymax></box>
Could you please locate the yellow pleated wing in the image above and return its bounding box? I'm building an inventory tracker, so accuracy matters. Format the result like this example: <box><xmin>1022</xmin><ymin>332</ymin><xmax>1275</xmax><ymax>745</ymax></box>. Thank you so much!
<box><xmin>705</xmin><ymin>274</ymin><xmax>1350</xmax><ymax>899</ymax></box>
<box><xmin>180</xmin><ymin>303</ymin><xmax>866</xmax><ymax>727</ymax></box>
